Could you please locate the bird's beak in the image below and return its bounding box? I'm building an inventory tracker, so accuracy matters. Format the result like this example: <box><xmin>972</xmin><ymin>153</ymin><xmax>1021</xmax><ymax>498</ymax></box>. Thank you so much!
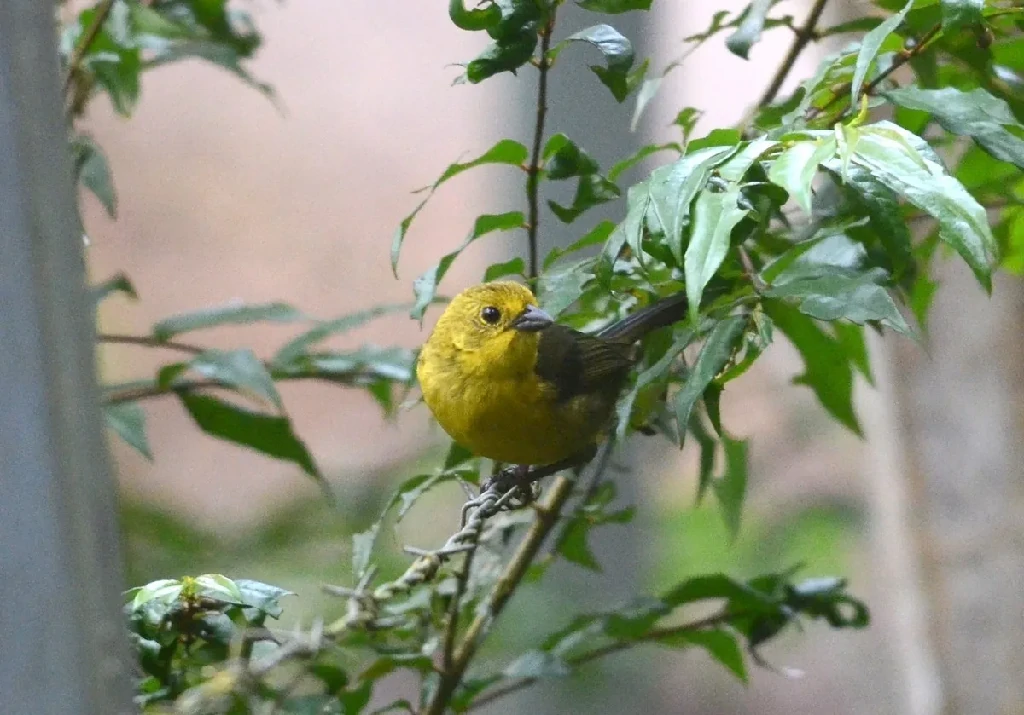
<box><xmin>511</xmin><ymin>304</ymin><xmax>554</xmax><ymax>332</ymax></box>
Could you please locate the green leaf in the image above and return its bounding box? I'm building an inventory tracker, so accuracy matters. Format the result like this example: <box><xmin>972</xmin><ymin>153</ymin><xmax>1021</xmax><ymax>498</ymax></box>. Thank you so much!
<box><xmin>391</xmin><ymin>141</ymin><xmax>529</xmax><ymax>273</ymax></box>
<box><xmin>153</xmin><ymin>302</ymin><xmax>304</xmax><ymax>341</ymax></box>
<box><xmin>274</xmin><ymin>305</ymin><xmax>410</xmax><ymax>365</ymax></box>
<box><xmin>833</xmin><ymin>321</ymin><xmax>873</xmax><ymax>385</ymax></box>
<box><xmin>577</xmin><ymin>0</ymin><xmax>652</xmax><ymax>14</ymax></box>
<box><xmin>884</xmin><ymin>86</ymin><xmax>1024</xmax><ymax>170</ymax></box>
<box><xmin>104</xmin><ymin>402</ymin><xmax>152</xmax><ymax>459</ymax></box>
<box><xmin>768</xmin><ymin>137</ymin><xmax>838</xmax><ymax>213</ymax></box>
<box><xmin>689</xmin><ymin>412</ymin><xmax>717</xmax><ymax>503</ymax></box>
<box><xmin>851</xmin><ymin>0</ymin><xmax>913</xmax><ymax>104</ymax></box>
<box><xmin>548</xmin><ymin>174</ymin><xmax>621</xmax><ymax>223</ymax></box>
<box><xmin>766</xmin><ymin>301</ymin><xmax>861</xmax><ymax>434</ymax></box>
<box><xmin>178</xmin><ymin>393</ymin><xmax>323</xmax><ymax>483</ymax></box>
<box><xmin>608</xmin><ymin>143</ymin><xmax>678</xmax><ymax>182</ymax></box>
<box><xmin>648</xmin><ymin>146</ymin><xmax>737</xmax><ymax>264</ymax></box>
<box><xmin>411</xmin><ymin>211</ymin><xmax>525</xmax><ymax>320</ymax></box>
<box><xmin>684</xmin><ymin>187</ymin><xmax>748</xmax><ymax>320</ymax></box>
<box><xmin>70</xmin><ymin>135</ymin><xmax>117</xmax><ymax>217</ymax></box>
<box><xmin>544</xmin><ymin>134</ymin><xmax>599</xmax><ymax>179</ymax></box>
<box><xmin>234</xmin><ymin>579</ymin><xmax>293</xmax><ymax>619</ymax></box>
<box><xmin>661</xmin><ymin>574</ymin><xmax>752</xmax><ymax>607</ymax></box>
<box><xmin>850</xmin><ymin>122</ymin><xmax>997</xmax><ymax>289</ymax></box>
<box><xmin>564</xmin><ymin>25</ymin><xmax>636</xmax><ymax>102</ymax></box>
<box><xmin>839</xmin><ymin>167</ymin><xmax>912</xmax><ymax>280</ymax></box>
<box><xmin>717</xmin><ymin>138</ymin><xmax>777</xmax><ymax>183</ymax></box>
<box><xmin>544</xmin><ymin>221</ymin><xmax>615</xmax><ymax>269</ymax></box>
<box><xmin>725</xmin><ymin>0</ymin><xmax>773</xmax><ymax>60</ymax></box>
<box><xmin>538</xmin><ymin>258</ymin><xmax>595</xmax><ymax>317</ymax></box>
<box><xmin>351</xmin><ymin>524</ymin><xmax>380</xmax><ymax>578</ymax></box>
<box><xmin>767</xmin><ymin>268</ymin><xmax>913</xmax><ymax>336</ymax></box>
<box><xmin>558</xmin><ymin>516</ymin><xmax>602</xmax><ymax>571</ymax></box>
<box><xmin>655</xmin><ymin>628</ymin><xmax>747</xmax><ymax>682</ymax></box>
<box><xmin>448</xmin><ymin>0</ymin><xmax>502</xmax><ymax>31</ymax></box>
<box><xmin>503</xmin><ymin>650</ymin><xmax>570</xmax><ymax>679</ymax></box>
<box><xmin>183</xmin><ymin>349</ymin><xmax>282</xmax><ymax>408</ymax></box>
<box><xmin>940</xmin><ymin>0</ymin><xmax>984</xmax><ymax>32</ymax></box>
<box><xmin>484</xmin><ymin>257</ymin><xmax>526</xmax><ymax>281</ymax></box>
<box><xmin>92</xmin><ymin>272</ymin><xmax>137</xmax><ymax>306</ymax></box>
<box><xmin>674</xmin><ymin>316</ymin><xmax>746</xmax><ymax>445</ymax></box>
<box><xmin>712</xmin><ymin>437</ymin><xmax>749</xmax><ymax>541</ymax></box>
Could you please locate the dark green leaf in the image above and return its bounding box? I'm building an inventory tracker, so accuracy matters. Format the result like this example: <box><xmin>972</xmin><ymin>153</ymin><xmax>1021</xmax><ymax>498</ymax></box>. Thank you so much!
<box><xmin>851</xmin><ymin>0</ymin><xmax>913</xmax><ymax>103</ymax></box>
<box><xmin>104</xmin><ymin>402</ymin><xmax>152</xmax><ymax>459</ymax></box>
<box><xmin>544</xmin><ymin>221</ymin><xmax>615</xmax><ymax>269</ymax></box>
<box><xmin>766</xmin><ymin>301</ymin><xmax>861</xmax><ymax>434</ymax></box>
<box><xmin>850</xmin><ymin>123</ymin><xmax>997</xmax><ymax>289</ymax></box>
<box><xmin>70</xmin><ymin>134</ymin><xmax>117</xmax><ymax>217</ymax></box>
<box><xmin>608</xmin><ymin>143</ymin><xmax>678</xmax><ymax>182</ymax></box>
<box><xmin>768</xmin><ymin>137</ymin><xmax>838</xmax><ymax>213</ymax></box>
<box><xmin>558</xmin><ymin>516</ymin><xmax>602</xmax><ymax>571</ymax></box>
<box><xmin>689</xmin><ymin>412</ymin><xmax>717</xmax><ymax>503</ymax></box>
<box><xmin>544</xmin><ymin>134</ymin><xmax>600</xmax><ymax>179</ymax></box>
<box><xmin>940</xmin><ymin>0</ymin><xmax>984</xmax><ymax>32</ymax></box>
<box><xmin>484</xmin><ymin>257</ymin><xmax>527</xmax><ymax>281</ymax></box>
<box><xmin>392</xmin><ymin>141</ymin><xmax>529</xmax><ymax>273</ymax></box>
<box><xmin>178</xmin><ymin>393</ymin><xmax>323</xmax><ymax>482</ymax></box>
<box><xmin>577</xmin><ymin>0</ymin><xmax>652</xmax><ymax>12</ymax></box>
<box><xmin>712</xmin><ymin>437</ymin><xmax>749</xmax><ymax>541</ymax></box>
<box><xmin>153</xmin><ymin>302</ymin><xmax>304</xmax><ymax>341</ymax></box>
<box><xmin>674</xmin><ymin>316</ymin><xmax>746</xmax><ymax>445</ymax></box>
<box><xmin>648</xmin><ymin>146</ymin><xmax>737</xmax><ymax>264</ymax></box>
<box><xmin>725</xmin><ymin>0</ymin><xmax>773</xmax><ymax>60</ymax></box>
<box><xmin>661</xmin><ymin>574</ymin><xmax>752</xmax><ymax>607</ymax></box>
<box><xmin>840</xmin><ymin>167</ymin><xmax>913</xmax><ymax>281</ymax></box>
<box><xmin>833</xmin><ymin>321</ymin><xmax>873</xmax><ymax>384</ymax></box>
<box><xmin>685</xmin><ymin>187</ymin><xmax>748</xmax><ymax>319</ymax></box>
<box><xmin>548</xmin><ymin>174</ymin><xmax>621</xmax><ymax>223</ymax></box>
<box><xmin>92</xmin><ymin>272</ymin><xmax>137</xmax><ymax>306</ymax></box>
<box><xmin>448</xmin><ymin>0</ymin><xmax>502</xmax><ymax>31</ymax></box>
<box><xmin>411</xmin><ymin>211</ymin><xmax>525</xmax><ymax>320</ymax></box>
<box><xmin>655</xmin><ymin>628</ymin><xmax>747</xmax><ymax>682</ymax></box>
<box><xmin>564</xmin><ymin>25</ymin><xmax>636</xmax><ymax>101</ymax></box>
<box><xmin>885</xmin><ymin>86</ymin><xmax>1024</xmax><ymax>170</ymax></box>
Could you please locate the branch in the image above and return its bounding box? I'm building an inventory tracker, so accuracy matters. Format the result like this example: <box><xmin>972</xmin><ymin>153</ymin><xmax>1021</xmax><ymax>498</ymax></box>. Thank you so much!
<box><xmin>424</xmin><ymin>473</ymin><xmax>577</xmax><ymax>715</ymax></box>
<box><xmin>467</xmin><ymin>610</ymin><xmax>740</xmax><ymax>711</ymax></box>
<box><xmin>103</xmin><ymin>371</ymin><xmax>383</xmax><ymax>404</ymax></box>
<box><xmin>63</xmin><ymin>0</ymin><xmax>115</xmax><ymax>95</ymax></box>
<box><xmin>811</xmin><ymin>22</ymin><xmax>942</xmax><ymax>124</ymax></box>
<box><xmin>97</xmin><ymin>333</ymin><xmax>207</xmax><ymax>355</ymax></box>
<box><xmin>758</xmin><ymin>0</ymin><xmax>830</xmax><ymax>108</ymax></box>
<box><xmin>525</xmin><ymin>13</ymin><xmax>556</xmax><ymax>281</ymax></box>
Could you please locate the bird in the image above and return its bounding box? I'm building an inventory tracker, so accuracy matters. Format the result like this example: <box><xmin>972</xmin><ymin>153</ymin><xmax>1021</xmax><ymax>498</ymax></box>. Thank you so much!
<box><xmin>416</xmin><ymin>280</ymin><xmax>695</xmax><ymax>471</ymax></box>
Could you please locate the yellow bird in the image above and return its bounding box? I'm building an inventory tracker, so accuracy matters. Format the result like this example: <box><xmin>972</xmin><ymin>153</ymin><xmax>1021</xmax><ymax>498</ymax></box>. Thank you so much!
<box><xmin>416</xmin><ymin>281</ymin><xmax>692</xmax><ymax>468</ymax></box>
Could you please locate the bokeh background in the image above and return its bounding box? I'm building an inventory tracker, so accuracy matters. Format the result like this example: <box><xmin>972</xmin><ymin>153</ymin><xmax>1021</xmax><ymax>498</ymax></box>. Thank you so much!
<box><xmin>83</xmin><ymin>1</ymin><xmax>1024</xmax><ymax>713</ymax></box>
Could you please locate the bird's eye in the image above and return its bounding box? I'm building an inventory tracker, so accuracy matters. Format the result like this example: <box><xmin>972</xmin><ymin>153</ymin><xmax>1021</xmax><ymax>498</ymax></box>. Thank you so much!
<box><xmin>480</xmin><ymin>306</ymin><xmax>501</xmax><ymax>324</ymax></box>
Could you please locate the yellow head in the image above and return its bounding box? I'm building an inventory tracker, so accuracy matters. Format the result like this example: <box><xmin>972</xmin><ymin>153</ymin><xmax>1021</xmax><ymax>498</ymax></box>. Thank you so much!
<box><xmin>419</xmin><ymin>281</ymin><xmax>554</xmax><ymax>379</ymax></box>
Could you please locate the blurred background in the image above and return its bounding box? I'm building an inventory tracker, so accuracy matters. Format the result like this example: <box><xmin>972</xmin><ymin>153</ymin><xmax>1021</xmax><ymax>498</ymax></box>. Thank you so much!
<box><xmin>82</xmin><ymin>1</ymin><xmax>1024</xmax><ymax>714</ymax></box>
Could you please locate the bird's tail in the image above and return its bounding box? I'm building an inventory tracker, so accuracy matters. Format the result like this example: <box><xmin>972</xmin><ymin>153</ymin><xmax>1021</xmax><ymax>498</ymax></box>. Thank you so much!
<box><xmin>597</xmin><ymin>290</ymin><xmax>692</xmax><ymax>342</ymax></box>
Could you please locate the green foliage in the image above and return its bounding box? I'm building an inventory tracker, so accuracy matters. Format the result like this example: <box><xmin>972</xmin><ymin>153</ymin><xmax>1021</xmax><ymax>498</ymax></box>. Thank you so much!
<box><xmin>65</xmin><ymin>0</ymin><xmax>1024</xmax><ymax>711</ymax></box>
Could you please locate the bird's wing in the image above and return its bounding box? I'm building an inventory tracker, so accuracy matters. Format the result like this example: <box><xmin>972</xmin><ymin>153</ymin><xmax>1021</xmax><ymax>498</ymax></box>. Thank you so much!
<box><xmin>534</xmin><ymin>325</ymin><xmax>633</xmax><ymax>403</ymax></box>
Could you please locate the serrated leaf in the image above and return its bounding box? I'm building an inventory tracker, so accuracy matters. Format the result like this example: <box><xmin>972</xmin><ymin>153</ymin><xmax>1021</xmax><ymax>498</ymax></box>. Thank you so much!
<box><xmin>725</xmin><ymin>0</ymin><xmax>773</xmax><ymax>60</ymax></box>
<box><xmin>851</xmin><ymin>0</ymin><xmax>913</xmax><ymax>104</ymax></box>
<box><xmin>184</xmin><ymin>349</ymin><xmax>282</xmax><ymax>408</ymax></box>
<box><xmin>674</xmin><ymin>316</ymin><xmax>746</xmax><ymax>446</ymax></box>
<box><xmin>70</xmin><ymin>135</ymin><xmax>117</xmax><ymax>217</ymax></box>
<box><xmin>411</xmin><ymin>211</ymin><xmax>525</xmax><ymax>320</ymax></box>
<box><xmin>685</xmin><ymin>187</ymin><xmax>748</xmax><ymax>319</ymax></box>
<box><xmin>153</xmin><ymin>302</ymin><xmax>304</xmax><ymax>341</ymax></box>
<box><xmin>648</xmin><ymin>146</ymin><xmax>737</xmax><ymax>264</ymax></box>
<box><xmin>275</xmin><ymin>304</ymin><xmax>410</xmax><ymax>364</ymax></box>
<box><xmin>885</xmin><ymin>86</ymin><xmax>1024</xmax><ymax>170</ymax></box>
<box><xmin>178</xmin><ymin>393</ymin><xmax>324</xmax><ymax>483</ymax></box>
<box><xmin>850</xmin><ymin>122</ymin><xmax>997</xmax><ymax>289</ymax></box>
<box><xmin>768</xmin><ymin>137</ymin><xmax>838</xmax><ymax>213</ymax></box>
<box><xmin>104</xmin><ymin>402</ymin><xmax>152</xmax><ymax>459</ymax></box>
<box><xmin>712</xmin><ymin>437</ymin><xmax>749</xmax><ymax>541</ymax></box>
<box><xmin>577</xmin><ymin>0</ymin><xmax>652</xmax><ymax>12</ymax></box>
<box><xmin>766</xmin><ymin>301</ymin><xmax>861</xmax><ymax>434</ymax></box>
<box><xmin>391</xmin><ymin>141</ymin><xmax>529</xmax><ymax>273</ymax></box>
<box><xmin>655</xmin><ymin>628</ymin><xmax>747</xmax><ymax>681</ymax></box>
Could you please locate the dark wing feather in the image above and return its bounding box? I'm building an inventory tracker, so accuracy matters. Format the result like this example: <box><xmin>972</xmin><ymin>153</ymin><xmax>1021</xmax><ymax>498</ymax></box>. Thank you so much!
<box><xmin>535</xmin><ymin>325</ymin><xmax>633</xmax><ymax>403</ymax></box>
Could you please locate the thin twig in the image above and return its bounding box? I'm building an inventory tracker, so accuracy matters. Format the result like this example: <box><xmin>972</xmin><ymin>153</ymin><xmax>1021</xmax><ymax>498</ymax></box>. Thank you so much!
<box><xmin>104</xmin><ymin>372</ymin><xmax>380</xmax><ymax>404</ymax></box>
<box><xmin>758</xmin><ymin>0</ymin><xmax>830</xmax><ymax>108</ymax></box>
<box><xmin>811</xmin><ymin>22</ymin><xmax>942</xmax><ymax>125</ymax></box>
<box><xmin>63</xmin><ymin>0</ymin><xmax>115</xmax><ymax>95</ymax></box>
<box><xmin>467</xmin><ymin>610</ymin><xmax>740</xmax><ymax>711</ymax></box>
<box><xmin>441</xmin><ymin>540</ymin><xmax>478</xmax><ymax>674</ymax></box>
<box><xmin>97</xmin><ymin>333</ymin><xmax>207</xmax><ymax>355</ymax></box>
<box><xmin>525</xmin><ymin>12</ymin><xmax>556</xmax><ymax>281</ymax></box>
<box><xmin>424</xmin><ymin>474</ymin><xmax>577</xmax><ymax>715</ymax></box>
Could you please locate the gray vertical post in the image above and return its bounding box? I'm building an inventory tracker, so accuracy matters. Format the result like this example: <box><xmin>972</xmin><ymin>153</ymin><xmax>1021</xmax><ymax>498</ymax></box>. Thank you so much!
<box><xmin>0</xmin><ymin>3</ymin><xmax>133</xmax><ymax>713</ymax></box>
